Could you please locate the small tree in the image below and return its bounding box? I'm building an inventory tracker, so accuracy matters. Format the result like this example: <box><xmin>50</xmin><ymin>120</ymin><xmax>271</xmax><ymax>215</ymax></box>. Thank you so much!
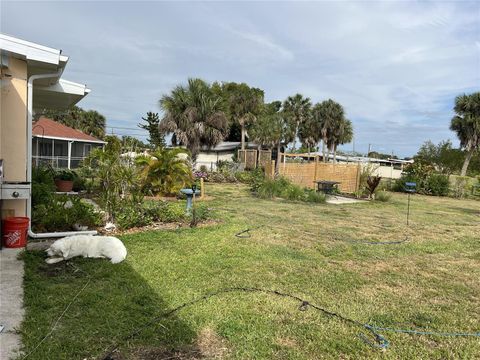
<box><xmin>136</xmin><ymin>148</ymin><xmax>193</xmax><ymax>196</ymax></box>
<box><xmin>138</xmin><ymin>112</ymin><xmax>165</xmax><ymax>148</ymax></box>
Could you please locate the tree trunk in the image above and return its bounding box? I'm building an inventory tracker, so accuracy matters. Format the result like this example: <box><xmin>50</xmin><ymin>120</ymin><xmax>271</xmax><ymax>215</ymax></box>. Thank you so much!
<box><xmin>291</xmin><ymin>123</ymin><xmax>298</xmax><ymax>152</ymax></box>
<box><xmin>333</xmin><ymin>144</ymin><xmax>337</xmax><ymax>164</ymax></box>
<box><xmin>241</xmin><ymin>124</ymin><xmax>246</xmax><ymax>150</ymax></box>
<box><xmin>275</xmin><ymin>143</ymin><xmax>282</xmax><ymax>176</ymax></box>
<box><xmin>460</xmin><ymin>148</ymin><xmax>474</xmax><ymax>176</ymax></box>
<box><xmin>322</xmin><ymin>139</ymin><xmax>327</xmax><ymax>163</ymax></box>
<box><xmin>325</xmin><ymin>143</ymin><xmax>330</xmax><ymax>163</ymax></box>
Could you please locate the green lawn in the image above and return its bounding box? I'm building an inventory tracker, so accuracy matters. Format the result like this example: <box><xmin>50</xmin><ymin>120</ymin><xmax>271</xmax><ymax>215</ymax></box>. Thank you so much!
<box><xmin>20</xmin><ymin>184</ymin><xmax>480</xmax><ymax>359</ymax></box>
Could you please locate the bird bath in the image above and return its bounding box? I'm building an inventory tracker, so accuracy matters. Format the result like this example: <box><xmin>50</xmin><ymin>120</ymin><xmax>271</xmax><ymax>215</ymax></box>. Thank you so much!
<box><xmin>180</xmin><ymin>188</ymin><xmax>201</xmax><ymax>213</ymax></box>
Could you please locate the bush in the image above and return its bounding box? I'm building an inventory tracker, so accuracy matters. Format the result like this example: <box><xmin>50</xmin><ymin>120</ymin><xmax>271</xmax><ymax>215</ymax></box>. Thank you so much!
<box><xmin>252</xmin><ymin>176</ymin><xmax>325</xmax><ymax>203</ymax></box>
<box><xmin>114</xmin><ymin>199</ymin><xmax>211</xmax><ymax>230</ymax></box>
<box><xmin>115</xmin><ymin>200</ymin><xmax>153</xmax><ymax>230</ymax></box>
<box><xmin>375</xmin><ymin>190</ymin><xmax>392</xmax><ymax>202</ymax></box>
<box><xmin>425</xmin><ymin>174</ymin><xmax>449</xmax><ymax>196</ymax></box>
<box><xmin>32</xmin><ymin>196</ymin><xmax>102</xmax><ymax>232</ymax></box>
<box><xmin>450</xmin><ymin>176</ymin><xmax>475</xmax><ymax>198</ymax></box>
<box><xmin>32</xmin><ymin>166</ymin><xmax>55</xmax><ymax>206</ymax></box>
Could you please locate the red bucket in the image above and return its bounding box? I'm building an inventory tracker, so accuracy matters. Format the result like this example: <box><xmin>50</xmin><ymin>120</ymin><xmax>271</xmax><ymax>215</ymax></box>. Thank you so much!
<box><xmin>2</xmin><ymin>217</ymin><xmax>29</xmax><ymax>248</ymax></box>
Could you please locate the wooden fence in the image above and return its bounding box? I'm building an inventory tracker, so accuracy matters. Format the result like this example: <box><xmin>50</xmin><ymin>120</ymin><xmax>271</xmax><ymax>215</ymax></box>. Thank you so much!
<box><xmin>238</xmin><ymin>149</ymin><xmax>272</xmax><ymax>169</ymax></box>
<box><xmin>265</xmin><ymin>156</ymin><xmax>361</xmax><ymax>193</ymax></box>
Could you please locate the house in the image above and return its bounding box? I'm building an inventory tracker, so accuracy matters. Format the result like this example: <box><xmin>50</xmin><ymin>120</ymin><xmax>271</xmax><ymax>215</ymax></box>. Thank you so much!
<box><xmin>0</xmin><ymin>33</ymin><xmax>90</xmax><ymax>220</ymax></box>
<box><xmin>195</xmin><ymin>141</ymin><xmax>259</xmax><ymax>170</ymax></box>
<box><xmin>283</xmin><ymin>152</ymin><xmax>413</xmax><ymax>179</ymax></box>
<box><xmin>32</xmin><ymin>117</ymin><xmax>105</xmax><ymax>169</ymax></box>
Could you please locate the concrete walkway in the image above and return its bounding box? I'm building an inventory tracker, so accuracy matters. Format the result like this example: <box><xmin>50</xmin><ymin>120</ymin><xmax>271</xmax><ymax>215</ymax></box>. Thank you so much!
<box><xmin>326</xmin><ymin>195</ymin><xmax>365</xmax><ymax>204</ymax></box>
<box><xmin>0</xmin><ymin>248</ymin><xmax>24</xmax><ymax>360</ymax></box>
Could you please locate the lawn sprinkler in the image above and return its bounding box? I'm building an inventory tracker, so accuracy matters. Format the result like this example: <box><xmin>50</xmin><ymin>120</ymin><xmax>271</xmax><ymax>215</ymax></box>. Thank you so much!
<box><xmin>404</xmin><ymin>182</ymin><xmax>416</xmax><ymax>226</ymax></box>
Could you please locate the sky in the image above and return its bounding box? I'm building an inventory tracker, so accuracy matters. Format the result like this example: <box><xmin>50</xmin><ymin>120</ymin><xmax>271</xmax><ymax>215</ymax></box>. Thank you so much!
<box><xmin>2</xmin><ymin>1</ymin><xmax>479</xmax><ymax>157</ymax></box>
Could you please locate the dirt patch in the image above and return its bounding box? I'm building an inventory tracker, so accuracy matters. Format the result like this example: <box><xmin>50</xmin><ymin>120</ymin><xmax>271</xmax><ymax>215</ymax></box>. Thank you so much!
<box><xmin>196</xmin><ymin>327</ymin><xmax>230</xmax><ymax>359</ymax></box>
<box><xmin>275</xmin><ymin>337</ymin><xmax>298</xmax><ymax>348</ymax></box>
<box><xmin>37</xmin><ymin>261</ymin><xmax>83</xmax><ymax>278</ymax></box>
<box><xmin>110</xmin><ymin>346</ymin><xmax>202</xmax><ymax>360</ymax></box>
<box><xmin>112</xmin><ymin>327</ymin><xmax>229</xmax><ymax>360</ymax></box>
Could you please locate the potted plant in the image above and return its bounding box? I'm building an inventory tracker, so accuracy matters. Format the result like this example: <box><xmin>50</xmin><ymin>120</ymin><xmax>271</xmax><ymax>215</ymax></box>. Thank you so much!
<box><xmin>54</xmin><ymin>169</ymin><xmax>75</xmax><ymax>192</ymax></box>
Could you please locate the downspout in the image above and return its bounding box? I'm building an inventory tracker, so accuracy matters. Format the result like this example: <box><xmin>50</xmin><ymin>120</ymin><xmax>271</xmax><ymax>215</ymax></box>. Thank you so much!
<box><xmin>27</xmin><ymin>71</ymin><xmax>97</xmax><ymax>238</ymax></box>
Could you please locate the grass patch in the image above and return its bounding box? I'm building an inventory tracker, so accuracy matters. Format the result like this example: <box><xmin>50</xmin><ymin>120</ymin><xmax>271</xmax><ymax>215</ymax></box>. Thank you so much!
<box><xmin>20</xmin><ymin>184</ymin><xmax>480</xmax><ymax>359</ymax></box>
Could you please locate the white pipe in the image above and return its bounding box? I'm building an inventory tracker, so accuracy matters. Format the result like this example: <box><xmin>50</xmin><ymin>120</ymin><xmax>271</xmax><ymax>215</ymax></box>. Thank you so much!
<box><xmin>27</xmin><ymin>71</ymin><xmax>97</xmax><ymax>238</ymax></box>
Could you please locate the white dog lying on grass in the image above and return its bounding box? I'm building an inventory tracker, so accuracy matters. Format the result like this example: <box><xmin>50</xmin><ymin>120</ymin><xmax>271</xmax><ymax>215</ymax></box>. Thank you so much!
<box><xmin>45</xmin><ymin>235</ymin><xmax>127</xmax><ymax>264</ymax></box>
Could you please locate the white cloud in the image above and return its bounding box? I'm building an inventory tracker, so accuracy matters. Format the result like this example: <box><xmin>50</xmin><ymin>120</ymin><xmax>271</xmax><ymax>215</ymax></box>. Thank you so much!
<box><xmin>2</xmin><ymin>0</ymin><xmax>478</xmax><ymax>156</ymax></box>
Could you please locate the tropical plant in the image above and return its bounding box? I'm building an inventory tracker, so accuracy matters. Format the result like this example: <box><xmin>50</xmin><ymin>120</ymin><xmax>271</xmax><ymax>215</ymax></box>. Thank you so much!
<box><xmin>366</xmin><ymin>176</ymin><xmax>382</xmax><ymax>199</ymax></box>
<box><xmin>219</xmin><ymin>82</ymin><xmax>264</xmax><ymax>150</ymax></box>
<box><xmin>138</xmin><ymin>112</ymin><xmax>165</xmax><ymax>148</ymax></box>
<box><xmin>450</xmin><ymin>92</ymin><xmax>480</xmax><ymax>176</ymax></box>
<box><xmin>81</xmin><ymin>137</ymin><xmax>141</xmax><ymax>221</ymax></box>
<box><xmin>327</xmin><ymin>118</ymin><xmax>353</xmax><ymax>163</ymax></box>
<box><xmin>298</xmin><ymin>111</ymin><xmax>322</xmax><ymax>154</ymax></box>
<box><xmin>283</xmin><ymin>94</ymin><xmax>312</xmax><ymax>152</ymax></box>
<box><xmin>136</xmin><ymin>148</ymin><xmax>193</xmax><ymax>196</ymax></box>
<box><xmin>159</xmin><ymin>79</ymin><xmax>229</xmax><ymax>161</ymax></box>
<box><xmin>312</xmin><ymin>99</ymin><xmax>346</xmax><ymax>162</ymax></box>
<box><xmin>54</xmin><ymin>169</ymin><xmax>75</xmax><ymax>181</ymax></box>
<box><xmin>252</xmin><ymin>101</ymin><xmax>295</xmax><ymax>174</ymax></box>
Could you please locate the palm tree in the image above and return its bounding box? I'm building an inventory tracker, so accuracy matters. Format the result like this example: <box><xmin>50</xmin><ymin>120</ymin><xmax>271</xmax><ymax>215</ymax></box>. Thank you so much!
<box><xmin>313</xmin><ymin>99</ymin><xmax>345</xmax><ymax>162</ymax></box>
<box><xmin>81</xmin><ymin>110</ymin><xmax>106</xmax><ymax>139</ymax></box>
<box><xmin>327</xmin><ymin>118</ymin><xmax>353</xmax><ymax>163</ymax></box>
<box><xmin>298</xmin><ymin>110</ymin><xmax>321</xmax><ymax>155</ymax></box>
<box><xmin>252</xmin><ymin>102</ymin><xmax>294</xmax><ymax>174</ymax></box>
<box><xmin>450</xmin><ymin>92</ymin><xmax>480</xmax><ymax>176</ymax></box>
<box><xmin>136</xmin><ymin>147</ymin><xmax>193</xmax><ymax>196</ymax></box>
<box><xmin>250</xmin><ymin>101</ymin><xmax>282</xmax><ymax>151</ymax></box>
<box><xmin>159</xmin><ymin>78</ymin><xmax>229</xmax><ymax>161</ymax></box>
<box><xmin>221</xmin><ymin>82</ymin><xmax>264</xmax><ymax>150</ymax></box>
<box><xmin>283</xmin><ymin>94</ymin><xmax>312</xmax><ymax>152</ymax></box>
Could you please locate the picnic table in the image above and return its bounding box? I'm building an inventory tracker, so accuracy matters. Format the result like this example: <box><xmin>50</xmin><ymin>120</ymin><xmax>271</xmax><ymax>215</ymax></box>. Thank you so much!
<box><xmin>314</xmin><ymin>180</ymin><xmax>341</xmax><ymax>194</ymax></box>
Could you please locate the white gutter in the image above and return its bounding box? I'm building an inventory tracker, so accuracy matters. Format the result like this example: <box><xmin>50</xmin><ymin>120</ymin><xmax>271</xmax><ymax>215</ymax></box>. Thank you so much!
<box><xmin>27</xmin><ymin>71</ymin><xmax>97</xmax><ymax>238</ymax></box>
<box><xmin>32</xmin><ymin>134</ymin><xmax>106</xmax><ymax>144</ymax></box>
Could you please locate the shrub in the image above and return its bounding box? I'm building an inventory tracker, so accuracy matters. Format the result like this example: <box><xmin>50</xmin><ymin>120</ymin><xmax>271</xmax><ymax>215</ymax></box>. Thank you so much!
<box><xmin>32</xmin><ymin>166</ymin><xmax>55</xmax><ymax>206</ymax></box>
<box><xmin>136</xmin><ymin>148</ymin><xmax>193</xmax><ymax>196</ymax></box>
<box><xmin>425</xmin><ymin>174</ymin><xmax>449</xmax><ymax>196</ymax></box>
<box><xmin>375</xmin><ymin>190</ymin><xmax>392</xmax><ymax>202</ymax></box>
<box><xmin>72</xmin><ymin>171</ymin><xmax>86</xmax><ymax>192</ymax></box>
<box><xmin>304</xmin><ymin>189</ymin><xmax>327</xmax><ymax>203</ymax></box>
<box><xmin>115</xmin><ymin>200</ymin><xmax>153</xmax><ymax>230</ymax></box>
<box><xmin>32</xmin><ymin>196</ymin><xmax>102</xmax><ymax>232</ymax></box>
<box><xmin>450</xmin><ymin>176</ymin><xmax>474</xmax><ymax>198</ymax></box>
<box><xmin>252</xmin><ymin>176</ymin><xmax>325</xmax><ymax>203</ymax></box>
<box><xmin>114</xmin><ymin>200</ymin><xmax>206</xmax><ymax>230</ymax></box>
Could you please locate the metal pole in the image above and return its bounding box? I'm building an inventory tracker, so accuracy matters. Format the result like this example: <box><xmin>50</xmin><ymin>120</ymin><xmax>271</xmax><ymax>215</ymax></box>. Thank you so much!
<box><xmin>407</xmin><ymin>192</ymin><xmax>411</xmax><ymax>226</ymax></box>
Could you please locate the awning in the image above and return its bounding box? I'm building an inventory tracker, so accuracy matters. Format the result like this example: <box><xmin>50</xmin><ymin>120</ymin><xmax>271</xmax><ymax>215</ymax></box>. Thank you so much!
<box><xmin>33</xmin><ymin>79</ymin><xmax>90</xmax><ymax>110</ymax></box>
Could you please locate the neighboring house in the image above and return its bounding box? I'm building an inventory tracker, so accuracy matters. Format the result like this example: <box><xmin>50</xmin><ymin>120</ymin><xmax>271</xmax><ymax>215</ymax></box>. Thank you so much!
<box><xmin>32</xmin><ymin>117</ymin><xmax>105</xmax><ymax>169</ymax></box>
<box><xmin>0</xmin><ymin>34</ymin><xmax>89</xmax><ymax>219</ymax></box>
<box><xmin>195</xmin><ymin>141</ymin><xmax>259</xmax><ymax>170</ymax></box>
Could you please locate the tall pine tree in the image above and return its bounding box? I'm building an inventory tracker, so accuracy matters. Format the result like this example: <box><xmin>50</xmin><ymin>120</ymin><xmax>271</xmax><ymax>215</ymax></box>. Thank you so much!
<box><xmin>138</xmin><ymin>112</ymin><xmax>166</xmax><ymax>148</ymax></box>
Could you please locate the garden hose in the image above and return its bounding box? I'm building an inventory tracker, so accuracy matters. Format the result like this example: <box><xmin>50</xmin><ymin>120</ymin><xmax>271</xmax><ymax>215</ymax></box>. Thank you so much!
<box><xmin>99</xmin><ymin>286</ymin><xmax>480</xmax><ymax>360</ymax></box>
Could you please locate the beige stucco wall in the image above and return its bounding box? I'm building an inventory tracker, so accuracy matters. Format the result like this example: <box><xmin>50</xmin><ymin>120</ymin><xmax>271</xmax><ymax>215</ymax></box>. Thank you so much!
<box><xmin>1</xmin><ymin>56</ymin><xmax>28</xmax><ymax>217</ymax></box>
<box><xmin>195</xmin><ymin>152</ymin><xmax>234</xmax><ymax>170</ymax></box>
